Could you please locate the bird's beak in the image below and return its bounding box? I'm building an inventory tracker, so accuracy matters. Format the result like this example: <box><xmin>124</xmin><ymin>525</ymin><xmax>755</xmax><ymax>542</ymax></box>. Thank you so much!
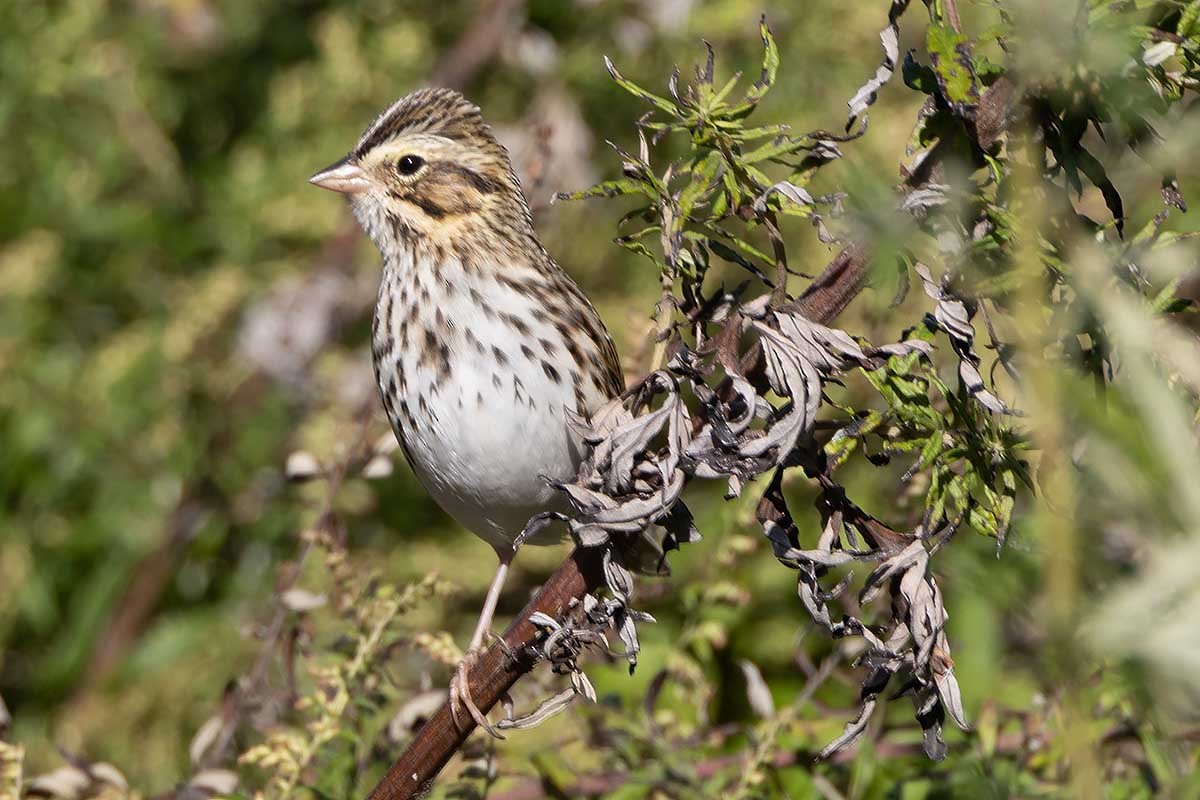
<box><xmin>309</xmin><ymin>155</ymin><xmax>370</xmax><ymax>194</ymax></box>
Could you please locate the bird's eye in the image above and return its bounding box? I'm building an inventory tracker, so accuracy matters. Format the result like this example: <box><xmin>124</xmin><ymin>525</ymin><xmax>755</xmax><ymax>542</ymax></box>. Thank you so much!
<box><xmin>396</xmin><ymin>155</ymin><xmax>424</xmax><ymax>176</ymax></box>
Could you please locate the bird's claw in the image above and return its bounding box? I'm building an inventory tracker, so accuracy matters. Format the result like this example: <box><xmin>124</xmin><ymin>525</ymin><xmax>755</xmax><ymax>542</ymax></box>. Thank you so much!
<box><xmin>449</xmin><ymin>645</ymin><xmax>504</xmax><ymax>739</ymax></box>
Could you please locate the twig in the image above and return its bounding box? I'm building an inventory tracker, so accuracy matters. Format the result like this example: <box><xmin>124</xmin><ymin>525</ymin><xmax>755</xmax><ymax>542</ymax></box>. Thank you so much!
<box><xmin>942</xmin><ymin>0</ymin><xmax>963</xmax><ymax>34</ymax></box>
<box><xmin>366</xmin><ymin>548</ymin><xmax>607</xmax><ymax>799</ymax></box>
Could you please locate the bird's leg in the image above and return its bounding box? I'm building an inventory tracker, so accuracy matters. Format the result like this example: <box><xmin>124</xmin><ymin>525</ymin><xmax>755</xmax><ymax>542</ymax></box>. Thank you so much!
<box><xmin>449</xmin><ymin>550</ymin><xmax>512</xmax><ymax>737</ymax></box>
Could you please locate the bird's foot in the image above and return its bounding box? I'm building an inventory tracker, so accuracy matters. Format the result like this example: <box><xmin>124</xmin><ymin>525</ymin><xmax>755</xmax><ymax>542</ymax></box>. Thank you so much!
<box><xmin>449</xmin><ymin>645</ymin><xmax>503</xmax><ymax>739</ymax></box>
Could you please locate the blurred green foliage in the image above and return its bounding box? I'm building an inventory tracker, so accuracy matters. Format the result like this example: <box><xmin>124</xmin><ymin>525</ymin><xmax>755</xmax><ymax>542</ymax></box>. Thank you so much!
<box><xmin>2</xmin><ymin>1</ymin><xmax>1200</xmax><ymax>799</ymax></box>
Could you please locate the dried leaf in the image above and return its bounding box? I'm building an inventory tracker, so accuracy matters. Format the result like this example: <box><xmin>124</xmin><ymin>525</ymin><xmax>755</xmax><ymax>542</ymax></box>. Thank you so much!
<box><xmin>26</xmin><ymin>765</ymin><xmax>90</xmax><ymax>799</ymax></box>
<box><xmin>496</xmin><ymin>688</ymin><xmax>576</xmax><ymax>730</ymax></box>
<box><xmin>361</xmin><ymin>453</ymin><xmax>394</xmax><ymax>479</ymax></box>
<box><xmin>846</xmin><ymin>0</ymin><xmax>914</xmax><ymax>128</ymax></box>
<box><xmin>88</xmin><ymin>763</ymin><xmax>127</xmax><ymax>790</ymax></box>
<box><xmin>914</xmin><ymin>263</ymin><xmax>1012</xmax><ymax>414</ymax></box>
<box><xmin>188</xmin><ymin>714</ymin><xmax>225</xmax><ymax>766</ymax></box>
<box><xmin>188</xmin><ymin>768</ymin><xmax>240</xmax><ymax>796</ymax></box>
<box><xmin>284</xmin><ymin>450</ymin><xmax>322</xmax><ymax>482</ymax></box>
<box><xmin>387</xmin><ymin>690</ymin><xmax>447</xmax><ymax>742</ymax></box>
<box><xmin>280</xmin><ymin>588</ymin><xmax>327</xmax><ymax>612</ymax></box>
<box><xmin>738</xmin><ymin>660</ymin><xmax>776</xmax><ymax>718</ymax></box>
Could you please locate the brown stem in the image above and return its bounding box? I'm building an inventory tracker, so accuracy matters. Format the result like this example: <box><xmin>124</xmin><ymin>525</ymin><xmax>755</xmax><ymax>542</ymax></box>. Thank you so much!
<box><xmin>943</xmin><ymin>0</ymin><xmax>963</xmax><ymax>34</ymax></box>
<box><xmin>366</xmin><ymin>547</ymin><xmax>607</xmax><ymax>800</ymax></box>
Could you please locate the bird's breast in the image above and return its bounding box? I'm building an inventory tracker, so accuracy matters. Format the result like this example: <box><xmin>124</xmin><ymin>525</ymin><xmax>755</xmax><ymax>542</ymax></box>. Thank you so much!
<box><xmin>371</xmin><ymin>253</ymin><xmax>611</xmax><ymax>547</ymax></box>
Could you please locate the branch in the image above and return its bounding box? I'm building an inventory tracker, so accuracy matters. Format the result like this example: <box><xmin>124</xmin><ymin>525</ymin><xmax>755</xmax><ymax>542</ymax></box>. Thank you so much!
<box><xmin>367</xmin><ymin>73</ymin><xmax>1016</xmax><ymax>800</ymax></box>
<box><xmin>367</xmin><ymin>548</ymin><xmax>607</xmax><ymax>800</ymax></box>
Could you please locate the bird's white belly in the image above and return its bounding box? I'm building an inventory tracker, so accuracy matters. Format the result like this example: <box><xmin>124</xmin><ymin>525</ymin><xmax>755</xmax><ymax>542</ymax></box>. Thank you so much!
<box><xmin>373</xmin><ymin>261</ymin><xmax>593</xmax><ymax>551</ymax></box>
<box><xmin>398</xmin><ymin>361</ymin><xmax>580</xmax><ymax>550</ymax></box>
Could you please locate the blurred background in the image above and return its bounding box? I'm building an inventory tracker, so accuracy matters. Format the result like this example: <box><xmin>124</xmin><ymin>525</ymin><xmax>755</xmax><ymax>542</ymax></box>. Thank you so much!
<box><xmin>2</xmin><ymin>1</ymin><xmax>1198</xmax><ymax>797</ymax></box>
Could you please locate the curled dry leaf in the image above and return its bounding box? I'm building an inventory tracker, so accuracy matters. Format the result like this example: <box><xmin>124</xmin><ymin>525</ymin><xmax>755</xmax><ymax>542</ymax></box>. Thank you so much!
<box><xmin>499</xmin><ymin>24</ymin><xmax>1033</xmax><ymax>766</ymax></box>
<box><xmin>284</xmin><ymin>450</ymin><xmax>322</xmax><ymax>482</ymax></box>
<box><xmin>914</xmin><ymin>262</ymin><xmax>1011</xmax><ymax>414</ymax></box>
<box><xmin>738</xmin><ymin>659</ymin><xmax>776</xmax><ymax>719</ymax></box>
<box><xmin>26</xmin><ymin>765</ymin><xmax>91</xmax><ymax>799</ymax></box>
<box><xmin>279</xmin><ymin>588</ymin><xmax>327</xmax><ymax>613</ymax></box>
<box><xmin>496</xmin><ymin>688</ymin><xmax>576</xmax><ymax>731</ymax></box>
<box><xmin>188</xmin><ymin>714</ymin><xmax>225</xmax><ymax>767</ymax></box>
<box><xmin>87</xmin><ymin>763</ymin><xmax>128</xmax><ymax>791</ymax></box>
<box><xmin>361</xmin><ymin>453</ymin><xmax>394</xmax><ymax>479</ymax></box>
<box><xmin>387</xmin><ymin>690</ymin><xmax>448</xmax><ymax>742</ymax></box>
<box><xmin>847</xmin><ymin>0</ymin><xmax>914</xmax><ymax>128</ymax></box>
<box><xmin>187</xmin><ymin>768</ymin><xmax>240</xmax><ymax>797</ymax></box>
<box><xmin>521</xmin><ymin>273</ymin><xmax>967</xmax><ymax>758</ymax></box>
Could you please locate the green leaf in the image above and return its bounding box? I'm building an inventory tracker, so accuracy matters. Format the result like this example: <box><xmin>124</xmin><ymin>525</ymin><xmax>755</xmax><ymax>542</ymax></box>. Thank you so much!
<box><xmin>1139</xmin><ymin>727</ymin><xmax>1177</xmax><ymax>787</ymax></box>
<box><xmin>968</xmin><ymin>504</ymin><xmax>999</xmax><ymax>537</ymax></box>
<box><xmin>556</xmin><ymin>177</ymin><xmax>649</xmax><ymax>202</ymax></box>
<box><xmin>748</xmin><ymin>16</ymin><xmax>780</xmax><ymax>102</ymax></box>
<box><xmin>902</xmin><ymin>50</ymin><xmax>939</xmax><ymax>94</ymax></box>
<box><xmin>926</xmin><ymin>23</ymin><xmax>981</xmax><ymax>111</ymax></box>
<box><xmin>702</xmin><ymin>224</ymin><xmax>776</xmax><ymax>265</ymax></box>
<box><xmin>918</xmin><ymin>432</ymin><xmax>945</xmax><ymax>473</ymax></box>
<box><xmin>710</xmin><ymin>71</ymin><xmax>743</xmax><ymax>106</ymax></box>
<box><xmin>677</xmin><ymin>151</ymin><xmax>723</xmax><ymax>219</ymax></box>
<box><xmin>1180</xmin><ymin>0</ymin><xmax>1200</xmax><ymax>38</ymax></box>
<box><xmin>1149</xmin><ymin>277</ymin><xmax>1183</xmax><ymax>314</ymax></box>
<box><xmin>616</xmin><ymin>237</ymin><xmax>660</xmax><ymax>265</ymax></box>
<box><xmin>734</xmin><ymin>123</ymin><xmax>792</xmax><ymax>140</ymax></box>
<box><xmin>707</xmin><ymin>238</ymin><xmax>776</xmax><ymax>286</ymax></box>
<box><xmin>604</xmin><ymin>56</ymin><xmax>680</xmax><ymax>116</ymax></box>
<box><xmin>726</xmin><ymin>16</ymin><xmax>779</xmax><ymax>116</ymax></box>
<box><xmin>742</xmin><ymin>135</ymin><xmax>813</xmax><ymax>165</ymax></box>
<box><xmin>973</xmin><ymin>53</ymin><xmax>1006</xmax><ymax>82</ymax></box>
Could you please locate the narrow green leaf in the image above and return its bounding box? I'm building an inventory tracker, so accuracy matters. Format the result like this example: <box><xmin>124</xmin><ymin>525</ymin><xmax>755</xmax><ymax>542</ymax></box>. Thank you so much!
<box><xmin>1181</xmin><ymin>0</ymin><xmax>1200</xmax><ymax>37</ymax></box>
<box><xmin>603</xmin><ymin>55</ymin><xmax>680</xmax><ymax>116</ymax></box>
<box><xmin>707</xmin><ymin>238</ymin><xmax>776</xmax><ymax>287</ymax></box>
<box><xmin>616</xmin><ymin>237</ymin><xmax>660</xmax><ymax>264</ymax></box>
<box><xmin>742</xmin><ymin>135</ymin><xmax>813</xmax><ymax>165</ymax></box>
<box><xmin>710</xmin><ymin>71</ymin><xmax>744</xmax><ymax>106</ymax></box>
<box><xmin>1149</xmin><ymin>277</ymin><xmax>1182</xmax><ymax>314</ymax></box>
<box><xmin>702</xmin><ymin>224</ymin><xmax>776</xmax><ymax>265</ymax></box>
<box><xmin>677</xmin><ymin>151</ymin><xmax>723</xmax><ymax>219</ymax></box>
<box><xmin>556</xmin><ymin>177</ymin><xmax>650</xmax><ymax>203</ymax></box>
<box><xmin>726</xmin><ymin>16</ymin><xmax>779</xmax><ymax>117</ymax></box>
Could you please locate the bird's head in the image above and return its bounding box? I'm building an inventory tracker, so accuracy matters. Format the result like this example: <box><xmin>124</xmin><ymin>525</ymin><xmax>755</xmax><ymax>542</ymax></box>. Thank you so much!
<box><xmin>310</xmin><ymin>88</ymin><xmax>530</xmax><ymax>250</ymax></box>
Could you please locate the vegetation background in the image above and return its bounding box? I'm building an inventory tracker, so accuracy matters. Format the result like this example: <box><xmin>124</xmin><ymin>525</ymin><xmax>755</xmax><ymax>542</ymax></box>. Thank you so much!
<box><xmin>2</xmin><ymin>1</ymin><xmax>1198</xmax><ymax>798</ymax></box>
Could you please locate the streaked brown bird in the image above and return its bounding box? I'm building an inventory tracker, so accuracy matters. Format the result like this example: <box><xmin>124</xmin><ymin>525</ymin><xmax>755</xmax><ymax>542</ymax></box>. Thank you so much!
<box><xmin>310</xmin><ymin>88</ymin><xmax>623</xmax><ymax>734</ymax></box>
